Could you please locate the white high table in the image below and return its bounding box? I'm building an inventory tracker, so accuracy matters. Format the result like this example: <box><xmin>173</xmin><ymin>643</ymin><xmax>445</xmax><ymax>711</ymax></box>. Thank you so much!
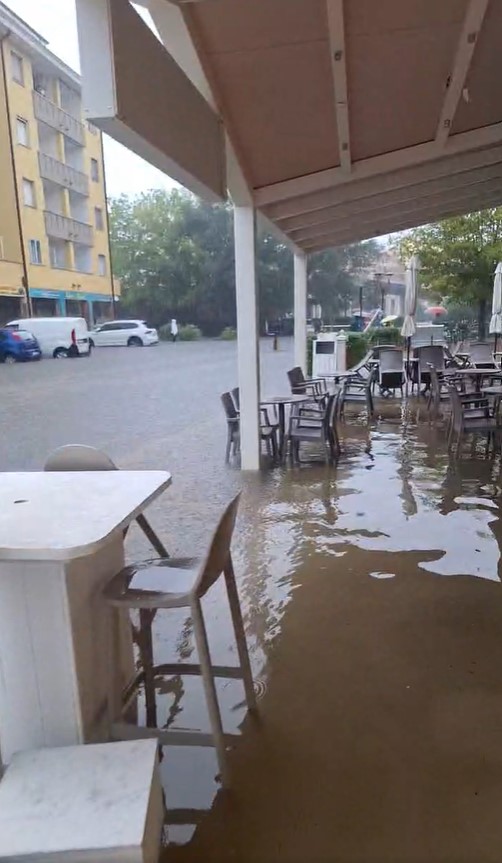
<box><xmin>0</xmin><ymin>470</ymin><xmax>171</xmax><ymax>765</ymax></box>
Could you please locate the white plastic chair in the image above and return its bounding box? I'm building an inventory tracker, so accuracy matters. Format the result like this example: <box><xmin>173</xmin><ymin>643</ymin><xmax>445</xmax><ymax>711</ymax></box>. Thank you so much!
<box><xmin>44</xmin><ymin>444</ymin><xmax>169</xmax><ymax>558</ymax></box>
<box><xmin>103</xmin><ymin>492</ymin><xmax>257</xmax><ymax>787</ymax></box>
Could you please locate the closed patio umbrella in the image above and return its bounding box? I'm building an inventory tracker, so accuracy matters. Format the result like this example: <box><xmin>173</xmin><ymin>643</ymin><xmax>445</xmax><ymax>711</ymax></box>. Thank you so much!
<box><xmin>489</xmin><ymin>262</ymin><xmax>502</xmax><ymax>354</ymax></box>
<box><xmin>401</xmin><ymin>255</ymin><xmax>420</xmax><ymax>395</ymax></box>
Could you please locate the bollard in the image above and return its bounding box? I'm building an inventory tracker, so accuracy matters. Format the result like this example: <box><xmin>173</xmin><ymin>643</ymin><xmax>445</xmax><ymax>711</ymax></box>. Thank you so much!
<box><xmin>273</xmin><ymin>334</ymin><xmax>278</xmax><ymax>351</ymax></box>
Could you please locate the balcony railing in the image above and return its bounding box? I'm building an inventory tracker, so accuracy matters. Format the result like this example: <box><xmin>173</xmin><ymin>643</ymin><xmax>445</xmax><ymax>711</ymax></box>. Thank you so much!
<box><xmin>33</xmin><ymin>91</ymin><xmax>85</xmax><ymax>146</ymax></box>
<box><xmin>38</xmin><ymin>152</ymin><xmax>89</xmax><ymax>196</ymax></box>
<box><xmin>44</xmin><ymin>211</ymin><xmax>93</xmax><ymax>246</ymax></box>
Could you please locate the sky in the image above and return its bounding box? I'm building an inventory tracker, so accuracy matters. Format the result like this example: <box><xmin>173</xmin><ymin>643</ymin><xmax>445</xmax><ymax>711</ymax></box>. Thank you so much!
<box><xmin>7</xmin><ymin>0</ymin><xmax>177</xmax><ymax>197</ymax></box>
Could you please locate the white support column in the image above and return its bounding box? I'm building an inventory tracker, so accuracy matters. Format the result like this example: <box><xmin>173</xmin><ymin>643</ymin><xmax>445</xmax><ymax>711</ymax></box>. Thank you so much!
<box><xmin>294</xmin><ymin>252</ymin><xmax>308</xmax><ymax>374</ymax></box>
<box><xmin>234</xmin><ymin>206</ymin><xmax>261</xmax><ymax>471</ymax></box>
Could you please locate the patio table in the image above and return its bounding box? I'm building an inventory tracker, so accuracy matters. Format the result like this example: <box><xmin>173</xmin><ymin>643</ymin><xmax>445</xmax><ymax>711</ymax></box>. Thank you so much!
<box><xmin>0</xmin><ymin>469</ymin><xmax>171</xmax><ymax>765</ymax></box>
<box><xmin>261</xmin><ymin>394</ymin><xmax>311</xmax><ymax>459</ymax></box>
<box><xmin>443</xmin><ymin>368</ymin><xmax>502</xmax><ymax>392</ymax></box>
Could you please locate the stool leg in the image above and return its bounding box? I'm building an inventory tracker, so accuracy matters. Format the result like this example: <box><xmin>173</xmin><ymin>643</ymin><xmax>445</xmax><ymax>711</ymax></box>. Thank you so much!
<box><xmin>136</xmin><ymin>513</ymin><xmax>169</xmax><ymax>558</ymax></box>
<box><xmin>224</xmin><ymin>559</ymin><xmax>257</xmax><ymax>714</ymax></box>
<box><xmin>191</xmin><ymin>598</ymin><xmax>229</xmax><ymax>787</ymax></box>
<box><xmin>107</xmin><ymin>608</ymin><xmax>121</xmax><ymax>735</ymax></box>
<box><xmin>139</xmin><ymin>609</ymin><xmax>157</xmax><ymax>728</ymax></box>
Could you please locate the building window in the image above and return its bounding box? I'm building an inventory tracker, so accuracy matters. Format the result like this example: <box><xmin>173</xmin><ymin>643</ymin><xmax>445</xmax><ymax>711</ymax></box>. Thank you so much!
<box><xmin>98</xmin><ymin>254</ymin><xmax>107</xmax><ymax>276</ymax></box>
<box><xmin>11</xmin><ymin>52</ymin><xmax>24</xmax><ymax>85</ymax></box>
<box><xmin>29</xmin><ymin>239</ymin><xmax>42</xmax><ymax>265</ymax></box>
<box><xmin>23</xmin><ymin>179</ymin><xmax>36</xmax><ymax>208</ymax></box>
<box><xmin>94</xmin><ymin>207</ymin><xmax>104</xmax><ymax>230</ymax></box>
<box><xmin>16</xmin><ymin>117</ymin><xmax>29</xmax><ymax>147</ymax></box>
<box><xmin>90</xmin><ymin>158</ymin><xmax>99</xmax><ymax>182</ymax></box>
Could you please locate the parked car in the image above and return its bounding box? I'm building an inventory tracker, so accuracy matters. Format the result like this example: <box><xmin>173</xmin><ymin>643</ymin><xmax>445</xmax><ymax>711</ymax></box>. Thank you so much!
<box><xmin>0</xmin><ymin>327</ymin><xmax>42</xmax><ymax>364</ymax></box>
<box><xmin>88</xmin><ymin>320</ymin><xmax>159</xmax><ymax>348</ymax></box>
<box><xmin>6</xmin><ymin>317</ymin><xmax>90</xmax><ymax>358</ymax></box>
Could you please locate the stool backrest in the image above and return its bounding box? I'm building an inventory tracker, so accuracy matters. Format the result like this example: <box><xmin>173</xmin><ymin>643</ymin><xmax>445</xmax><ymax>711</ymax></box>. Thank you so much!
<box><xmin>195</xmin><ymin>493</ymin><xmax>241</xmax><ymax>597</ymax></box>
<box><xmin>44</xmin><ymin>444</ymin><xmax>117</xmax><ymax>471</ymax></box>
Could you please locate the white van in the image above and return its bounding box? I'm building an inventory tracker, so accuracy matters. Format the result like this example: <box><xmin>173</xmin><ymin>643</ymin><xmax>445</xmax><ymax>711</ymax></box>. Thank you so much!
<box><xmin>6</xmin><ymin>317</ymin><xmax>91</xmax><ymax>359</ymax></box>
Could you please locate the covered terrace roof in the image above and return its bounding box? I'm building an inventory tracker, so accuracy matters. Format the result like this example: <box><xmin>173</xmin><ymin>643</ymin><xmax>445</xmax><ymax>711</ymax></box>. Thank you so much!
<box><xmin>78</xmin><ymin>0</ymin><xmax>502</xmax><ymax>252</ymax></box>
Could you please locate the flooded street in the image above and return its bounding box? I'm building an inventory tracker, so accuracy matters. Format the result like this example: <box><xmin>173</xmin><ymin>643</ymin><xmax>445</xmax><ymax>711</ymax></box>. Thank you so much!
<box><xmin>3</xmin><ymin>341</ymin><xmax>502</xmax><ymax>860</ymax></box>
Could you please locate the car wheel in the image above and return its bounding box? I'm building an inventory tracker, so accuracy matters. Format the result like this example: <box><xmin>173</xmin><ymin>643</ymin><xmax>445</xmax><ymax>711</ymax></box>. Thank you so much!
<box><xmin>89</xmin><ymin>339</ymin><xmax>95</xmax><ymax>348</ymax></box>
<box><xmin>4</xmin><ymin>353</ymin><xmax>17</xmax><ymax>365</ymax></box>
<box><xmin>53</xmin><ymin>347</ymin><xmax>69</xmax><ymax>359</ymax></box>
<box><xmin>127</xmin><ymin>336</ymin><xmax>143</xmax><ymax>347</ymax></box>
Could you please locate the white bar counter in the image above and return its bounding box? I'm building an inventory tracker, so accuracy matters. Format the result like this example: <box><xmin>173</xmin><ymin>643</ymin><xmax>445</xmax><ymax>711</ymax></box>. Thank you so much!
<box><xmin>0</xmin><ymin>470</ymin><xmax>171</xmax><ymax>765</ymax></box>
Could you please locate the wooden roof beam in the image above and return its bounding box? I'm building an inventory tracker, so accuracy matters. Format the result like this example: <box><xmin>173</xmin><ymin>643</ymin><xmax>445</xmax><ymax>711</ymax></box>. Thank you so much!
<box><xmin>435</xmin><ymin>0</ymin><xmax>490</xmax><ymax>146</ymax></box>
<box><xmin>326</xmin><ymin>0</ymin><xmax>351</xmax><ymax>173</ymax></box>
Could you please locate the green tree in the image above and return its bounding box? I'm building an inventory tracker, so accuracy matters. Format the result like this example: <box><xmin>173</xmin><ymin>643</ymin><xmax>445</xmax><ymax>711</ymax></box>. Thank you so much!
<box><xmin>398</xmin><ymin>208</ymin><xmax>502</xmax><ymax>339</ymax></box>
<box><xmin>308</xmin><ymin>242</ymin><xmax>379</xmax><ymax>319</ymax></box>
<box><xmin>109</xmin><ymin>189</ymin><xmax>378</xmax><ymax>333</ymax></box>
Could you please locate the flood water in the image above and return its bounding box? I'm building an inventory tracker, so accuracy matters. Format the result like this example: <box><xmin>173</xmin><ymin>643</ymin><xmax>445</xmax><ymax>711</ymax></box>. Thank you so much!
<box><xmin>3</xmin><ymin>342</ymin><xmax>501</xmax><ymax>860</ymax></box>
<box><xmin>154</xmin><ymin>401</ymin><xmax>502</xmax><ymax>862</ymax></box>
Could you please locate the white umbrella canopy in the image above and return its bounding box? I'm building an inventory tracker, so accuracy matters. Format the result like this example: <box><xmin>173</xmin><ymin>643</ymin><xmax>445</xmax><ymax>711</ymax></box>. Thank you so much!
<box><xmin>489</xmin><ymin>262</ymin><xmax>502</xmax><ymax>337</ymax></box>
<box><xmin>401</xmin><ymin>255</ymin><xmax>420</xmax><ymax>339</ymax></box>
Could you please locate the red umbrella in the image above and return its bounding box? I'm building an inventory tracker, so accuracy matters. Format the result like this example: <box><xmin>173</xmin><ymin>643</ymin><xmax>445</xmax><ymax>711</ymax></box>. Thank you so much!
<box><xmin>426</xmin><ymin>305</ymin><xmax>447</xmax><ymax>316</ymax></box>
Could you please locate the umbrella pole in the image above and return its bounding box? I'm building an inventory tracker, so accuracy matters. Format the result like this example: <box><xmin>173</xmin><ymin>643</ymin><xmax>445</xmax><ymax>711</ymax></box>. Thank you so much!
<box><xmin>405</xmin><ymin>337</ymin><xmax>411</xmax><ymax>397</ymax></box>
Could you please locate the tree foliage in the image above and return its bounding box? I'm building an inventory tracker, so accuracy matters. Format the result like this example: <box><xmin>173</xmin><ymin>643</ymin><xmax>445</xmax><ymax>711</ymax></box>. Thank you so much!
<box><xmin>397</xmin><ymin>208</ymin><xmax>502</xmax><ymax>338</ymax></box>
<box><xmin>109</xmin><ymin>189</ymin><xmax>379</xmax><ymax>334</ymax></box>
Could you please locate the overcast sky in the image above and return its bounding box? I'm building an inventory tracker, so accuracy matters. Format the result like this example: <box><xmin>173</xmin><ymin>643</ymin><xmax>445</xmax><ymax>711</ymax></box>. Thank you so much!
<box><xmin>7</xmin><ymin>0</ymin><xmax>177</xmax><ymax>198</ymax></box>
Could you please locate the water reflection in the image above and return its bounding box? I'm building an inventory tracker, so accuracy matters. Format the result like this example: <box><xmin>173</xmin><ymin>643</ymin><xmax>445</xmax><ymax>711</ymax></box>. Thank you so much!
<box><xmin>153</xmin><ymin>409</ymin><xmax>502</xmax><ymax>856</ymax></box>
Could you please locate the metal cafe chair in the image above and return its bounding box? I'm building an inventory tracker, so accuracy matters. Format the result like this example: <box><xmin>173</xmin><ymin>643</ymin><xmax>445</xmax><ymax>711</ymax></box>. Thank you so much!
<box><xmin>221</xmin><ymin>391</ymin><xmax>278</xmax><ymax>462</ymax></box>
<box><xmin>447</xmin><ymin>385</ymin><xmax>499</xmax><ymax>455</ymax></box>
<box><xmin>103</xmin><ymin>492</ymin><xmax>257</xmax><ymax>788</ymax></box>
<box><xmin>378</xmin><ymin>348</ymin><xmax>405</xmax><ymax>397</ymax></box>
<box><xmin>287</xmin><ymin>365</ymin><xmax>328</xmax><ymax>404</ymax></box>
<box><xmin>44</xmin><ymin>444</ymin><xmax>169</xmax><ymax>558</ymax></box>
<box><xmin>286</xmin><ymin>390</ymin><xmax>341</xmax><ymax>464</ymax></box>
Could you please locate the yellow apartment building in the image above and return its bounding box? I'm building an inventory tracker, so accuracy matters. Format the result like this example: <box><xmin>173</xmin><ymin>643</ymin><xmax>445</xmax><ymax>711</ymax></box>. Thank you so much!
<box><xmin>0</xmin><ymin>1</ymin><xmax>119</xmax><ymax>325</ymax></box>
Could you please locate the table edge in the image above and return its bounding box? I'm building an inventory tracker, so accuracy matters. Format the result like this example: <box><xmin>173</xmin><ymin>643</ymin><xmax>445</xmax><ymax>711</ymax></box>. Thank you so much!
<box><xmin>0</xmin><ymin>472</ymin><xmax>172</xmax><ymax>563</ymax></box>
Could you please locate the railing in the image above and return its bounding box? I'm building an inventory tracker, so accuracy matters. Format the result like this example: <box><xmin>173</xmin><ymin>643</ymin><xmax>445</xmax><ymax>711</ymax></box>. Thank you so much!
<box><xmin>38</xmin><ymin>152</ymin><xmax>89</xmax><ymax>196</ymax></box>
<box><xmin>44</xmin><ymin>211</ymin><xmax>93</xmax><ymax>246</ymax></box>
<box><xmin>33</xmin><ymin>91</ymin><xmax>85</xmax><ymax>146</ymax></box>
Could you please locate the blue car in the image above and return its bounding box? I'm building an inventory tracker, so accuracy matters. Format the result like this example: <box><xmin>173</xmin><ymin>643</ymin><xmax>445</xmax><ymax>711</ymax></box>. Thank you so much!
<box><xmin>0</xmin><ymin>327</ymin><xmax>42</xmax><ymax>364</ymax></box>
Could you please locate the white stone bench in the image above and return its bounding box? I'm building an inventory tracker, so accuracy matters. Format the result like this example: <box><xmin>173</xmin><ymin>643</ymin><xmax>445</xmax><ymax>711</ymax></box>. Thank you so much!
<box><xmin>0</xmin><ymin>740</ymin><xmax>163</xmax><ymax>862</ymax></box>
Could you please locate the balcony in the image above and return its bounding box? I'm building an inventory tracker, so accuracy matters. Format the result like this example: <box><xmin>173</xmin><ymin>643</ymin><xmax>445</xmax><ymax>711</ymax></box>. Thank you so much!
<box><xmin>44</xmin><ymin>211</ymin><xmax>93</xmax><ymax>246</ymax></box>
<box><xmin>33</xmin><ymin>91</ymin><xmax>85</xmax><ymax>146</ymax></box>
<box><xmin>38</xmin><ymin>152</ymin><xmax>89</xmax><ymax>196</ymax></box>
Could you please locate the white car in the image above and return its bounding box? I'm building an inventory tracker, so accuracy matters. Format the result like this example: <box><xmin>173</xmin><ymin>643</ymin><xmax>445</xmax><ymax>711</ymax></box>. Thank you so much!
<box><xmin>88</xmin><ymin>320</ymin><xmax>159</xmax><ymax>348</ymax></box>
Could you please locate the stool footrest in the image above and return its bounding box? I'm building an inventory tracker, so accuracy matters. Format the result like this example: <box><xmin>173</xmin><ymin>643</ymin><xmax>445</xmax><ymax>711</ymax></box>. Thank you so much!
<box><xmin>111</xmin><ymin>721</ymin><xmax>239</xmax><ymax>748</ymax></box>
<box><xmin>153</xmin><ymin>662</ymin><xmax>243</xmax><ymax>680</ymax></box>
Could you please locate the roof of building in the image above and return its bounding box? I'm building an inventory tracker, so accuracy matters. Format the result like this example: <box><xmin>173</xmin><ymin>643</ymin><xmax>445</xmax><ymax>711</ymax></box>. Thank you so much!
<box><xmin>0</xmin><ymin>0</ymin><xmax>80</xmax><ymax>89</ymax></box>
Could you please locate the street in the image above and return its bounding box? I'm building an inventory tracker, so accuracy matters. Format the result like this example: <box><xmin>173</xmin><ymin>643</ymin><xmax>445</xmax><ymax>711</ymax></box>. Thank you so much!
<box><xmin>0</xmin><ymin>338</ymin><xmax>291</xmax><ymax>556</ymax></box>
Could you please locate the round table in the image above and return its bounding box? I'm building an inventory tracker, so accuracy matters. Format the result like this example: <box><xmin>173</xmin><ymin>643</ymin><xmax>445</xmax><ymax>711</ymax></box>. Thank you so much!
<box><xmin>443</xmin><ymin>368</ymin><xmax>502</xmax><ymax>392</ymax></box>
<box><xmin>261</xmin><ymin>394</ymin><xmax>311</xmax><ymax>459</ymax></box>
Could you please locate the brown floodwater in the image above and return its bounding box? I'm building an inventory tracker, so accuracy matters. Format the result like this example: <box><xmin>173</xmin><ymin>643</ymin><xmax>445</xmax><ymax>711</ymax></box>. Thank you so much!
<box><xmin>149</xmin><ymin>401</ymin><xmax>502</xmax><ymax>862</ymax></box>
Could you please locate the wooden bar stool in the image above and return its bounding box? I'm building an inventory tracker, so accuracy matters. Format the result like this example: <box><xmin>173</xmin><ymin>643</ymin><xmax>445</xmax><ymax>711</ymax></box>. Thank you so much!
<box><xmin>103</xmin><ymin>493</ymin><xmax>257</xmax><ymax>787</ymax></box>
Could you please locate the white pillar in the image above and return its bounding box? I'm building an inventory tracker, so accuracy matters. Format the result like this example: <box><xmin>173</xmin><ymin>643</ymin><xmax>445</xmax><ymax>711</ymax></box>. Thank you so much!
<box><xmin>234</xmin><ymin>206</ymin><xmax>261</xmax><ymax>470</ymax></box>
<box><xmin>294</xmin><ymin>252</ymin><xmax>308</xmax><ymax>373</ymax></box>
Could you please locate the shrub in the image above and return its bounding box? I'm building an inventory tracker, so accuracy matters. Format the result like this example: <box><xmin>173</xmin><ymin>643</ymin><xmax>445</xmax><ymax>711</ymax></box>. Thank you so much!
<box><xmin>159</xmin><ymin>323</ymin><xmax>201</xmax><ymax>341</ymax></box>
<box><xmin>179</xmin><ymin>324</ymin><xmax>202</xmax><ymax>341</ymax></box>
<box><xmin>220</xmin><ymin>326</ymin><xmax>237</xmax><ymax>340</ymax></box>
<box><xmin>346</xmin><ymin>332</ymin><xmax>369</xmax><ymax>368</ymax></box>
<box><xmin>159</xmin><ymin>324</ymin><xmax>172</xmax><ymax>341</ymax></box>
<box><xmin>368</xmin><ymin>326</ymin><xmax>402</xmax><ymax>347</ymax></box>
